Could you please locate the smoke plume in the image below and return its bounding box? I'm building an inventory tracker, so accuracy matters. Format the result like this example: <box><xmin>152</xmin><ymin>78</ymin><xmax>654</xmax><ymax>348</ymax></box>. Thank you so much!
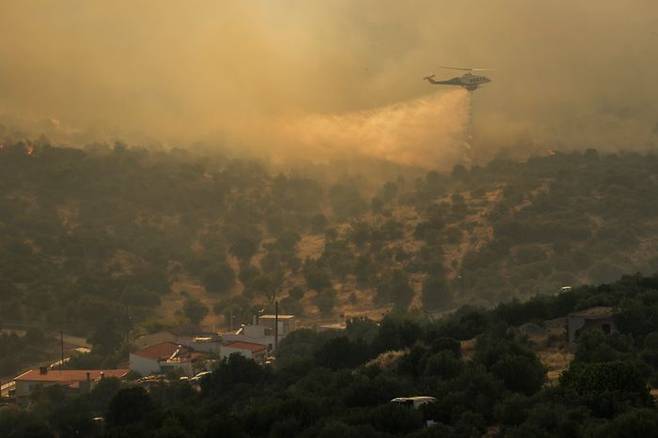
<box><xmin>1</xmin><ymin>1</ymin><xmax>657</xmax><ymax>167</ymax></box>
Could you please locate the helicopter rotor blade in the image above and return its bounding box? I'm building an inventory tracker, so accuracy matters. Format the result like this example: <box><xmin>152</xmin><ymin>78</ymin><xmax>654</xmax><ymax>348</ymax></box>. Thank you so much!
<box><xmin>440</xmin><ymin>65</ymin><xmax>494</xmax><ymax>72</ymax></box>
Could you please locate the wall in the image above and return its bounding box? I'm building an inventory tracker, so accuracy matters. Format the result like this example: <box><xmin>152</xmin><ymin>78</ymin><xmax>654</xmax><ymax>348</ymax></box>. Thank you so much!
<box><xmin>129</xmin><ymin>353</ymin><xmax>161</xmax><ymax>376</ymax></box>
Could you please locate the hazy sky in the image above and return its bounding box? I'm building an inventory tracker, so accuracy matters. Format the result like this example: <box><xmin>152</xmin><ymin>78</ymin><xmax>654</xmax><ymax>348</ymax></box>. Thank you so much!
<box><xmin>1</xmin><ymin>1</ymin><xmax>657</xmax><ymax>167</ymax></box>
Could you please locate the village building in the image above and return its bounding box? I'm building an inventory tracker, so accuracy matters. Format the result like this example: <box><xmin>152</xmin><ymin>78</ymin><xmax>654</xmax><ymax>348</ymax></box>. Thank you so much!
<box><xmin>257</xmin><ymin>314</ymin><xmax>297</xmax><ymax>337</ymax></box>
<box><xmin>129</xmin><ymin>342</ymin><xmax>206</xmax><ymax>377</ymax></box>
<box><xmin>318</xmin><ymin>321</ymin><xmax>347</xmax><ymax>332</ymax></box>
<box><xmin>222</xmin><ymin>314</ymin><xmax>296</xmax><ymax>352</ymax></box>
<box><xmin>220</xmin><ymin>341</ymin><xmax>268</xmax><ymax>364</ymax></box>
<box><xmin>567</xmin><ymin>306</ymin><xmax>618</xmax><ymax>343</ymax></box>
<box><xmin>134</xmin><ymin>328</ymin><xmax>222</xmax><ymax>354</ymax></box>
<box><xmin>13</xmin><ymin>368</ymin><xmax>129</xmax><ymax>398</ymax></box>
<box><xmin>179</xmin><ymin>335</ymin><xmax>222</xmax><ymax>354</ymax></box>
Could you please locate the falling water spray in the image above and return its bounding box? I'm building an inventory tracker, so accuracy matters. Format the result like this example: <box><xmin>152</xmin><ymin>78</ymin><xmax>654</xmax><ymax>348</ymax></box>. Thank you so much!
<box><xmin>463</xmin><ymin>91</ymin><xmax>474</xmax><ymax>167</ymax></box>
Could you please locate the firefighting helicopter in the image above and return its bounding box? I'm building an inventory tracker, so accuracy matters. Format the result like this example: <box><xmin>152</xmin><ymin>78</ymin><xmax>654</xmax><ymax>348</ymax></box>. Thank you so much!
<box><xmin>423</xmin><ymin>66</ymin><xmax>492</xmax><ymax>91</ymax></box>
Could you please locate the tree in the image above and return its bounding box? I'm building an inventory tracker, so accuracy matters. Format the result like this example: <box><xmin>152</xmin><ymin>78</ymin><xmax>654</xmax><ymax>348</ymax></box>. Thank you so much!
<box><xmin>593</xmin><ymin>409</ymin><xmax>658</xmax><ymax>438</ymax></box>
<box><xmin>314</xmin><ymin>336</ymin><xmax>371</xmax><ymax>369</ymax></box>
<box><xmin>202</xmin><ymin>354</ymin><xmax>269</xmax><ymax>395</ymax></box>
<box><xmin>229</xmin><ymin>236</ymin><xmax>260</xmax><ymax>263</ymax></box>
<box><xmin>121</xmin><ymin>285</ymin><xmax>161</xmax><ymax>307</ymax></box>
<box><xmin>369</xmin><ymin>403</ymin><xmax>424</xmax><ymax>435</ymax></box>
<box><xmin>317</xmin><ymin>421</ymin><xmax>361</xmax><ymax>438</ymax></box>
<box><xmin>372</xmin><ymin>315</ymin><xmax>422</xmax><ymax>353</ymax></box>
<box><xmin>315</xmin><ymin>289</ymin><xmax>337</xmax><ymax>316</ymax></box>
<box><xmin>183</xmin><ymin>297</ymin><xmax>208</xmax><ymax>324</ymax></box>
<box><xmin>490</xmin><ymin>354</ymin><xmax>545</xmax><ymax>395</ymax></box>
<box><xmin>474</xmin><ymin>333</ymin><xmax>546</xmax><ymax>395</ymax></box>
<box><xmin>424</xmin><ymin>350</ymin><xmax>463</xmax><ymax>380</ymax></box>
<box><xmin>0</xmin><ymin>406</ymin><xmax>53</xmax><ymax>438</ymax></box>
<box><xmin>376</xmin><ymin>269</ymin><xmax>414</xmax><ymax>309</ymax></box>
<box><xmin>560</xmin><ymin>360</ymin><xmax>649</xmax><ymax>396</ymax></box>
<box><xmin>89</xmin><ymin>377</ymin><xmax>122</xmax><ymax>412</ymax></box>
<box><xmin>88</xmin><ymin>317</ymin><xmax>124</xmax><ymax>356</ymax></box>
<box><xmin>329</xmin><ymin>183</ymin><xmax>367</xmax><ymax>218</ymax></box>
<box><xmin>288</xmin><ymin>286</ymin><xmax>305</xmax><ymax>301</ymax></box>
<box><xmin>107</xmin><ymin>386</ymin><xmax>154</xmax><ymax>427</ymax></box>
<box><xmin>422</xmin><ymin>274</ymin><xmax>453</xmax><ymax>310</ymax></box>
<box><xmin>202</xmin><ymin>263</ymin><xmax>235</xmax><ymax>294</ymax></box>
<box><xmin>304</xmin><ymin>265</ymin><xmax>332</xmax><ymax>291</ymax></box>
<box><xmin>310</xmin><ymin>214</ymin><xmax>328</xmax><ymax>233</ymax></box>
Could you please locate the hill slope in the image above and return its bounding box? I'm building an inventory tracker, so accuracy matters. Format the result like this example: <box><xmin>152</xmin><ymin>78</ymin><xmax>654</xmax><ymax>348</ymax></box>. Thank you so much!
<box><xmin>2</xmin><ymin>142</ymin><xmax>658</xmax><ymax>338</ymax></box>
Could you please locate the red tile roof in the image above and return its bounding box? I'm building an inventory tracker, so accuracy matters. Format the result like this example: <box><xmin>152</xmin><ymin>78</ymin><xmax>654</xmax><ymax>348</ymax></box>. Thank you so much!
<box><xmin>15</xmin><ymin>369</ymin><xmax>129</xmax><ymax>383</ymax></box>
<box><xmin>224</xmin><ymin>341</ymin><xmax>267</xmax><ymax>352</ymax></box>
<box><xmin>132</xmin><ymin>342</ymin><xmax>189</xmax><ymax>360</ymax></box>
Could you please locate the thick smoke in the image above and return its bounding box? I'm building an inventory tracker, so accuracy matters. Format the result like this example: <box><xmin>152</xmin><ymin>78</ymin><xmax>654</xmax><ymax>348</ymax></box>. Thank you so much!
<box><xmin>250</xmin><ymin>90</ymin><xmax>469</xmax><ymax>169</ymax></box>
<box><xmin>0</xmin><ymin>1</ymin><xmax>657</xmax><ymax>167</ymax></box>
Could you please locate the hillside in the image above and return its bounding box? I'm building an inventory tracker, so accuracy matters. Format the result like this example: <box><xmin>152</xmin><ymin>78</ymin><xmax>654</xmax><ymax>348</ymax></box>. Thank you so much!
<box><xmin>3</xmin><ymin>141</ymin><xmax>658</xmax><ymax>344</ymax></box>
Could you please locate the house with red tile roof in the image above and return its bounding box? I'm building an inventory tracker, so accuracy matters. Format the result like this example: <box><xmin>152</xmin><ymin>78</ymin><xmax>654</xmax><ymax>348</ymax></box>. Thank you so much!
<box><xmin>220</xmin><ymin>341</ymin><xmax>267</xmax><ymax>364</ymax></box>
<box><xmin>129</xmin><ymin>342</ymin><xmax>207</xmax><ymax>377</ymax></box>
<box><xmin>13</xmin><ymin>367</ymin><xmax>129</xmax><ymax>398</ymax></box>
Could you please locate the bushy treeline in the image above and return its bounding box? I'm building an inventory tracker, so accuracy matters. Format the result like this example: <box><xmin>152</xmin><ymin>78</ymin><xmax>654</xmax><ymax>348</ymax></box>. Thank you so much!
<box><xmin>6</xmin><ymin>274</ymin><xmax>658</xmax><ymax>437</ymax></box>
<box><xmin>0</xmin><ymin>329</ymin><xmax>51</xmax><ymax>378</ymax></box>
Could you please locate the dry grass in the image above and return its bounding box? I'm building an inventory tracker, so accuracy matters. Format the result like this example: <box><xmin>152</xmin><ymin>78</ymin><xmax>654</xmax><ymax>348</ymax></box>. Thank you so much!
<box><xmin>157</xmin><ymin>276</ymin><xmax>225</xmax><ymax>330</ymax></box>
<box><xmin>296</xmin><ymin>234</ymin><xmax>325</xmax><ymax>261</ymax></box>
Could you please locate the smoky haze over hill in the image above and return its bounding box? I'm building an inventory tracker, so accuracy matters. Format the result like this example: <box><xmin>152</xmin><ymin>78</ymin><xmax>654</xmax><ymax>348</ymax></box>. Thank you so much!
<box><xmin>0</xmin><ymin>1</ymin><xmax>657</xmax><ymax>168</ymax></box>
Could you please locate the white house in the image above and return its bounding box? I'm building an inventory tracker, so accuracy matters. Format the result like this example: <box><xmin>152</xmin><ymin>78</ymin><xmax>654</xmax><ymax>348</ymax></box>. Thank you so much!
<box><xmin>222</xmin><ymin>314</ymin><xmax>296</xmax><ymax>352</ymax></box>
<box><xmin>129</xmin><ymin>342</ymin><xmax>196</xmax><ymax>377</ymax></box>
<box><xmin>13</xmin><ymin>368</ymin><xmax>129</xmax><ymax>398</ymax></box>
<box><xmin>134</xmin><ymin>330</ymin><xmax>222</xmax><ymax>354</ymax></box>
<box><xmin>258</xmin><ymin>314</ymin><xmax>296</xmax><ymax>337</ymax></box>
<box><xmin>220</xmin><ymin>341</ymin><xmax>267</xmax><ymax>364</ymax></box>
<box><xmin>180</xmin><ymin>336</ymin><xmax>222</xmax><ymax>354</ymax></box>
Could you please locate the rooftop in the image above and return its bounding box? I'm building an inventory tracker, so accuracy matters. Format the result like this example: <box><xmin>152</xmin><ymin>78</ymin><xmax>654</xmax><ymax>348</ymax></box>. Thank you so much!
<box><xmin>134</xmin><ymin>331</ymin><xmax>177</xmax><ymax>350</ymax></box>
<box><xmin>15</xmin><ymin>369</ymin><xmax>129</xmax><ymax>383</ymax></box>
<box><xmin>132</xmin><ymin>342</ymin><xmax>190</xmax><ymax>360</ymax></box>
<box><xmin>391</xmin><ymin>396</ymin><xmax>437</xmax><ymax>403</ymax></box>
<box><xmin>224</xmin><ymin>341</ymin><xmax>268</xmax><ymax>352</ymax></box>
<box><xmin>569</xmin><ymin>306</ymin><xmax>616</xmax><ymax>319</ymax></box>
<box><xmin>319</xmin><ymin>322</ymin><xmax>347</xmax><ymax>331</ymax></box>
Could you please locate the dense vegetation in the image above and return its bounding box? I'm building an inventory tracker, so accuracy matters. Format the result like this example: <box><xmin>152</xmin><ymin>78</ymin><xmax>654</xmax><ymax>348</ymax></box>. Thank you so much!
<box><xmin>5</xmin><ymin>274</ymin><xmax>658</xmax><ymax>436</ymax></box>
<box><xmin>4</xmin><ymin>141</ymin><xmax>658</xmax><ymax>377</ymax></box>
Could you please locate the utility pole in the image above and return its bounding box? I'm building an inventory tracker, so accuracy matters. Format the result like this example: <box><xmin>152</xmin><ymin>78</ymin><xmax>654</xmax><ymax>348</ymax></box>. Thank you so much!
<box><xmin>274</xmin><ymin>300</ymin><xmax>279</xmax><ymax>352</ymax></box>
<box><xmin>60</xmin><ymin>330</ymin><xmax>64</xmax><ymax>370</ymax></box>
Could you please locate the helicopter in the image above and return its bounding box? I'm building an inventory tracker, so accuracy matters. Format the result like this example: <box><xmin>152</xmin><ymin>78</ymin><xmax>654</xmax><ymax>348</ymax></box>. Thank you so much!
<box><xmin>424</xmin><ymin>66</ymin><xmax>492</xmax><ymax>91</ymax></box>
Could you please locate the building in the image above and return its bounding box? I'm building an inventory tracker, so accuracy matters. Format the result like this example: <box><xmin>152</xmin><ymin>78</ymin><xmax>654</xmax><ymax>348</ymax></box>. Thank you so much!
<box><xmin>222</xmin><ymin>314</ymin><xmax>296</xmax><ymax>352</ymax></box>
<box><xmin>13</xmin><ymin>368</ymin><xmax>129</xmax><ymax>398</ymax></box>
<box><xmin>220</xmin><ymin>341</ymin><xmax>267</xmax><ymax>364</ymax></box>
<box><xmin>257</xmin><ymin>314</ymin><xmax>296</xmax><ymax>337</ymax></box>
<box><xmin>179</xmin><ymin>335</ymin><xmax>222</xmax><ymax>354</ymax></box>
<box><xmin>134</xmin><ymin>329</ymin><xmax>222</xmax><ymax>354</ymax></box>
<box><xmin>391</xmin><ymin>396</ymin><xmax>437</xmax><ymax>409</ymax></box>
<box><xmin>318</xmin><ymin>322</ymin><xmax>347</xmax><ymax>332</ymax></box>
<box><xmin>129</xmin><ymin>342</ymin><xmax>201</xmax><ymax>377</ymax></box>
<box><xmin>133</xmin><ymin>331</ymin><xmax>178</xmax><ymax>350</ymax></box>
<box><xmin>567</xmin><ymin>306</ymin><xmax>618</xmax><ymax>344</ymax></box>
